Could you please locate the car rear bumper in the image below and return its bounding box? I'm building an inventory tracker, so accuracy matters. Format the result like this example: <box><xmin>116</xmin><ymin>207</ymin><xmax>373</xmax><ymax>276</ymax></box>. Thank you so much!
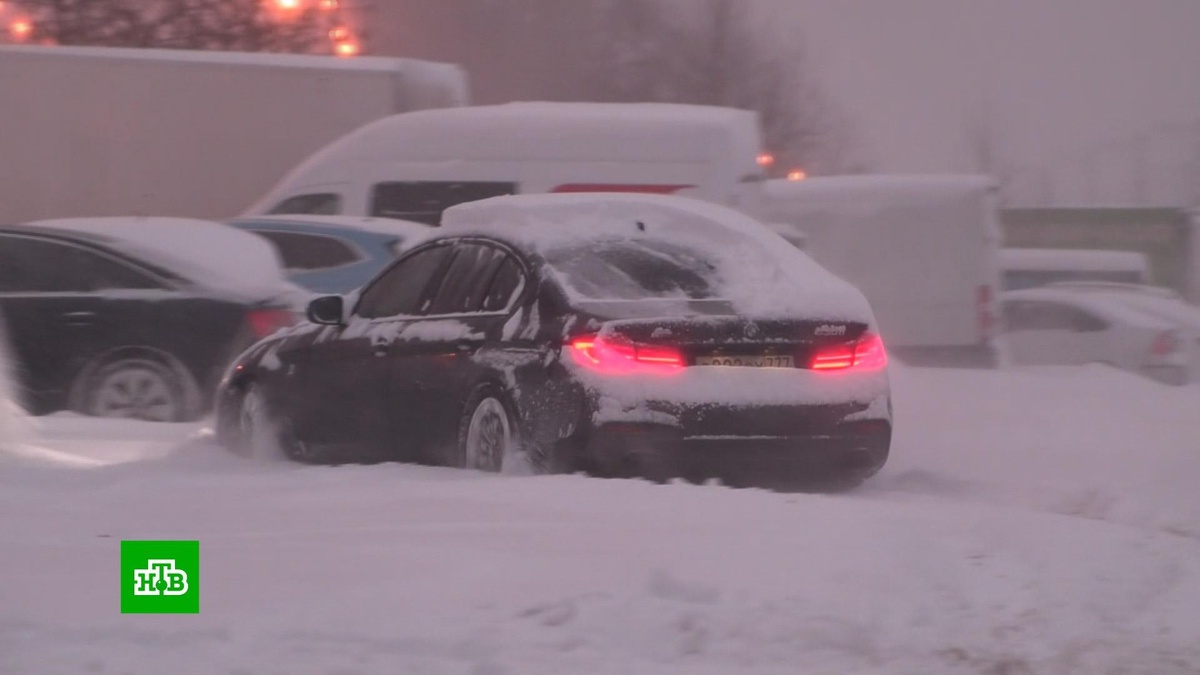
<box><xmin>582</xmin><ymin>417</ymin><xmax>891</xmax><ymax>488</ymax></box>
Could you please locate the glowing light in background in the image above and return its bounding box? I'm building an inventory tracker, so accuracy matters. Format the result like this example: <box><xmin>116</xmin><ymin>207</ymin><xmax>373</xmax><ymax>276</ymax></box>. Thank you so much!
<box><xmin>787</xmin><ymin>170</ymin><xmax>808</xmax><ymax>181</ymax></box>
<box><xmin>8</xmin><ymin>18</ymin><xmax>32</xmax><ymax>41</ymax></box>
<box><xmin>756</xmin><ymin>153</ymin><xmax>776</xmax><ymax>168</ymax></box>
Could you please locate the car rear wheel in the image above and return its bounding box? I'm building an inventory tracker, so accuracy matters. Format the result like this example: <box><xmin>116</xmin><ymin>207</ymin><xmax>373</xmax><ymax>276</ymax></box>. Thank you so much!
<box><xmin>456</xmin><ymin>385</ymin><xmax>535</xmax><ymax>474</ymax></box>
<box><xmin>80</xmin><ymin>358</ymin><xmax>186</xmax><ymax>422</ymax></box>
<box><xmin>235</xmin><ymin>385</ymin><xmax>318</xmax><ymax>462</ymax></box>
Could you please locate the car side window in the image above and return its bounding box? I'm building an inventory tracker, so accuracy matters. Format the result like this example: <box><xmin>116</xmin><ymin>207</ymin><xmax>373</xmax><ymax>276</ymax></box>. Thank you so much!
<box><xmin>1071</xmin><ymin>309</ymin><xmax>1108</xmax><ymax>332</ymax></box>
<box><xmin>0</xmin><ymin>235</ymin><xmax>160</xmax><ymax>293</ymax></box>
<box><xmin>1006</xmin><ymin>301</ymin><xmax>1077</xmax><ymax>331</ymax></box>
<box><xmin>356</xmin><ymin>244</ymin><xmax>454</xmax><ymax>319</ymax></box>
<box><xmin>268</xmin><ymin>193</ymin><xmax>342</xmax><ymax>216</ymax></box>
<box><xmin>255</xmin><ymin>231</ymin><xmax>362</xmax><ymax>271</ymax></box>
<box><xmin>481</xmin><ymin>256</ymin><xmax>526</xmax><ymax>313</ymax></box>
<box><xmin>426</xmin><ymin>244</ymin><xmax>507</xmax><ymax>315</ymax></box>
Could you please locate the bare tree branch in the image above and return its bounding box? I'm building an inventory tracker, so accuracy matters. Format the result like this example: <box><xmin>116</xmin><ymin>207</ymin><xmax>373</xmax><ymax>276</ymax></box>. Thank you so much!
<box><xmin>8</xmin><ymin>0</ymin><xmax>337</xmax><ymax>53</ymax></box>
<box><xmin>584</xmin><ymin>0</ymin><xmax>858</xmax><ymax>175</ymax></box>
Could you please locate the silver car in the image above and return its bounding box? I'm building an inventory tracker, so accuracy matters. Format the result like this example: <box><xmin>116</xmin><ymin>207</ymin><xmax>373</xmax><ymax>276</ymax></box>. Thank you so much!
<box><xmin>1000</xmin><ymin>284</ymin><xmax>1196</xmax><ymax>385</ymax></box>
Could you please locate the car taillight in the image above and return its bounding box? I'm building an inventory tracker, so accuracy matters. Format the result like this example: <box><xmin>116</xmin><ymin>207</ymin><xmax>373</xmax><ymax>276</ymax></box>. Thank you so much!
<box><xmin>811</xmin><ymin>332</ymin><xmax>888</xmax><ymax>371</ymax></box>
<box><xmin>567</xmin><ymin>334</ymin><xmax>684</xmax><ymax>375</ymax></box>
<box><xmin>246</xmin><ymin>308</ymin><xmax>296</xmax><ymax>339</ymax></box>
<box><xmin>1151</xmin><ymin>330</ymin><xmax>1179</xmax><ymax>356</ymax></box>
<box><xmin>978</xmin><ymin>285</ymin><xmax>995</xmax><ymax>339</ymax></box>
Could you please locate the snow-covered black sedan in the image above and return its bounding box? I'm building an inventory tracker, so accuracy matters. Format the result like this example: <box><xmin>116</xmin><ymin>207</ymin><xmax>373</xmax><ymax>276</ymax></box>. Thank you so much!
<box><xmin>216</xmin><ymin>194</ymin><xmax>893</xmax><ymax>488</ymax></box>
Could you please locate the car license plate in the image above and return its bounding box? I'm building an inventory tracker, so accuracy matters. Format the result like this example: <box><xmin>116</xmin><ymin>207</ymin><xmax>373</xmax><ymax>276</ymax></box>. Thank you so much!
<box><xmin>696</xmin><ymin>354</ymin><xmax>794</xmax><ymax>368</ymax></box>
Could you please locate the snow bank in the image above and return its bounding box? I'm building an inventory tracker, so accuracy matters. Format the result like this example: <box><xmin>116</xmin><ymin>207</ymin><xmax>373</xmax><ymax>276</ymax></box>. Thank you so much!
<box><xmin>25</xmin><ymin>217</ymin><xmax>291</xmax><ymax>301</ymax></box>
<box><xmin>878</xmin><ymin>362</ymin><xmax>1200</xmax><ymax>539</ymax></box>
<box><xmin>2</xmin><ymin>365</ymin><xmax>1199</xmax><ymax>673</ymax></box>
<box><xmin>442</xmin><ymin>193</ymin><xmax>876</xmax><ymax>322</ymax></box>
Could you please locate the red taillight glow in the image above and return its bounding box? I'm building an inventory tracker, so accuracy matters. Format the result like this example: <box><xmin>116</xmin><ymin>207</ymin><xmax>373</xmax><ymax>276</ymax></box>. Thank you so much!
<box><xmin>567</xmin><ymin>334</ymin><xmax>684</xmax><ymax>375</ymax></box>
<box><xmin>810</xmin><ymin>332</ymin><xmax>887</xmax><ymax>372</ymax></box>
<box><xmin>1151</xmin><ymin>331</ymin><xmax>1179</xmax><ymax>357</ymax></box>
<box><xmin>977</xmin><ymin>284</ymin><xmax>995</xmax><ymax>338</ymax></box>
<box><xmin>247</xmin><ymin>309</ymin><xmax>296</xmax><ymax>339</ymax></box>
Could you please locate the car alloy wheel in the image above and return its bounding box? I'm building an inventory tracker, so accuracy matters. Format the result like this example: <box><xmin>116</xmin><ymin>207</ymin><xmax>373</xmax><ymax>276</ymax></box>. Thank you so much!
<box><xmin>464</xmin><ymin>396</ymin><xmax>512</xmax><ymax>472</ymax></box>
<box><xmin>85</xmin><ymin>359</ymin><xmax>183</xmax><ymax>422</ymax></box>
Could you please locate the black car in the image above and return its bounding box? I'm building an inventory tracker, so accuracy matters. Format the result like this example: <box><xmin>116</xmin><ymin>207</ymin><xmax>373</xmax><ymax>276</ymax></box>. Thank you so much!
<box><xmin>0</xmin><ymin>219</ymin><xmax>298</xmax><ymax>422</ymax></box>
<box><xmin>215</xmin><ymin>194</ymin><xmax>893</xmax><ymax>488</ymax></box>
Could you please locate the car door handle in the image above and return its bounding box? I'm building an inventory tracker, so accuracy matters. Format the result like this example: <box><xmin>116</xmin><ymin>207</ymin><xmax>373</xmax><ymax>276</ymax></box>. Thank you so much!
<box><xmin>62</xmin><ymin>311</ymin><xmax>97</xmax><ymax>325</ymax></box>
<box><xmin>372</xmin><ymin>339</ymin><xmax>390</xmax><ymax>357</ymax></box>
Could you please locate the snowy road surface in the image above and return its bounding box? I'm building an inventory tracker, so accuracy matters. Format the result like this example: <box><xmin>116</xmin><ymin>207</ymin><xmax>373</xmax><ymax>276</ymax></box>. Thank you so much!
<box><xmin>2</xmin><ymin>364</ymin><xmax>1199</xmax><ymax>674</ymax></box>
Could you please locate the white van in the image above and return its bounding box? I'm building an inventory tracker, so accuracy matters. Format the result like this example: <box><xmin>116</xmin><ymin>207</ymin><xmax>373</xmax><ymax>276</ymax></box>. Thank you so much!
<box><xmin>244</xmin><ymin>102</ymin><xmax>766</xmax><ymax>224</ymax></box>
<box><xmin>999</xmin><ymin>248</ymin><xmax>1151</xmax><ymax>291</ymax></box>
<box><xmin>760</xmin><ymin>175</ymin><xmax>1003</xmax><ymax>367</ymax></box>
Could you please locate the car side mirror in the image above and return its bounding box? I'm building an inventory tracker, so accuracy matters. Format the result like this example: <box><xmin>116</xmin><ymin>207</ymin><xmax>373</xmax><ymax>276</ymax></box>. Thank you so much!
<box><xmin>306</xmin><ymin>295</ymin><xmax>345</xmax><ymax>326</ymax></box>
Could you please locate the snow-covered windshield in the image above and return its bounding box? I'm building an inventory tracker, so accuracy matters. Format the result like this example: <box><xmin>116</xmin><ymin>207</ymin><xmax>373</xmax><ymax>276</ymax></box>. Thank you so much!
<box><xmin>544</xmin><ymin>239</ymin><xmax>721</xmax><ymax>301</ymax></box>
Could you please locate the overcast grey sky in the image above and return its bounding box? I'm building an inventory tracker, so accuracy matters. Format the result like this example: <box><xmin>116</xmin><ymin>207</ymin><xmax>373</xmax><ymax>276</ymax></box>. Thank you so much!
<box><xmin>761</xmin><ymin>0</ymin><xmax>1199</xmax><ymax>202</ymax></box>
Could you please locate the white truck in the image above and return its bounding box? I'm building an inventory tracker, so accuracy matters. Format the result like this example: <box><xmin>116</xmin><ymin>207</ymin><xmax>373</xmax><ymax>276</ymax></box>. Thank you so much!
<box><xmin>760</xmin><ymin>175</ymin><xmax>1003</xmax><ymax>367</ymax></box>
<box><xmin>244</xmin><ymin>102</ymin><xmax>767</xmax><ymax>223</ymax></box>
<box><xmin>0</xmin><ymin>45</ymin><xmax>469</xmax><ymax>224</ymax></box>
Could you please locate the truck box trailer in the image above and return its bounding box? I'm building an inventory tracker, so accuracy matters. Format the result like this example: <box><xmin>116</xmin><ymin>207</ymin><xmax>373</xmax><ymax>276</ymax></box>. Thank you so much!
<box><xmin>0</xmin><ymin>45</ymin><xmax>469</xmax><ymax>224</ymax></box>
<box><xmin>761</xmin><ymin>175</ymin><xmax>1003</xmax><ymax>368</ymax></box>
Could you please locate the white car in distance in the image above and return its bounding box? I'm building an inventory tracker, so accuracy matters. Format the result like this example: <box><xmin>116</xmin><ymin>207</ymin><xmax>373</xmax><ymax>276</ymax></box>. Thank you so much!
<box><xmin>1000</xmin><ymin>285</ymin><xmax>1196</xmax><ymax>385</ymax></box>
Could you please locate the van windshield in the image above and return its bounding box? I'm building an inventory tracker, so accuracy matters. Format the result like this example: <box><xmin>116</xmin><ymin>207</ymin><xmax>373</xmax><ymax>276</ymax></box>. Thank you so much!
<box><xmin>370</xmin><ymin>181</ymin><xmax>517</xmax><ymax>226</ymax></box>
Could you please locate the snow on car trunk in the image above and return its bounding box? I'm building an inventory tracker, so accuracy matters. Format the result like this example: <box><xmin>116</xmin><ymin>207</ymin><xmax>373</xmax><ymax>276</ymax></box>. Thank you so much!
<box><xmin>23</xmin><ymin>217</ymin><xmax>292</xmax><ymax>302</ymax></box>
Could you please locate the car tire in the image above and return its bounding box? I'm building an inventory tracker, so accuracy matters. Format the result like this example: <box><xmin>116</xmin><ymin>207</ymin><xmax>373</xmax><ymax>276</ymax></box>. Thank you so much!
<box><xmin>235</xmin><ymin>384</ymin><xmax>320</xmax><ymax>463</ymax></box>
<box><xmin>78</xmin><ymin>357</ymin><xmax>188</xmax><ymax>422</ymax></box>
<box><xmin>454</xmin><ymin>384</ymin><xmax>540</xmax><ymax>474</ymax></box>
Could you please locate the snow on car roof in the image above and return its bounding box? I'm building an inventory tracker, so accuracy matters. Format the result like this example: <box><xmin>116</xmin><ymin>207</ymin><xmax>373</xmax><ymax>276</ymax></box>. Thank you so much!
<box><xmin>1000</xmin><ymin>248</ymin><xmax>1149</xmax><ymax>272</ymax></box>
<box><xmin>1001</xmin><ymin>287</ymin><xmax>1177</xmax><ymax>329</ymax></box>
<box><xmin>230</xmin><ymin>215</ymin><xmax>433</xmax><ymax>239</ymax></box>
<box><xmin>1081</xmin><ymin>291</ymin><xmax>1200</xmax><ymax>331</ymax></box>
<box><xmin>297</xmin><ymin>102</ymin><xmax>761</xmax><ymax>165</ymax></box>
<box><xmin>440</xmin><ymin>193</ymin><xmax>875</xmax><ymax>322</ymax></box>
<box><xmin>22</xmin><ymin>217</ymin><xmax>290</xmax><ymax>301</ymax></box>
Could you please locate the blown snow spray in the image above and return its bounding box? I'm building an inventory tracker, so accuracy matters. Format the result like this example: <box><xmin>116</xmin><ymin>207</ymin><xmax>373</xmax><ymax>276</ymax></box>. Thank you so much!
<box><xmin>0</xmin><ymin>312</ymin><xmax>29</xmax><ymax>452</ymax></box>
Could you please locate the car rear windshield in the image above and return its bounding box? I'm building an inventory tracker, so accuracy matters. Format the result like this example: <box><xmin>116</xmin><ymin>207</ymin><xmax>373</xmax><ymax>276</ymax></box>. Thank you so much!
<box><xmin>544</xmin><ymin>239</ymin><xmax>720</xmax><ymax>301</ymax></box>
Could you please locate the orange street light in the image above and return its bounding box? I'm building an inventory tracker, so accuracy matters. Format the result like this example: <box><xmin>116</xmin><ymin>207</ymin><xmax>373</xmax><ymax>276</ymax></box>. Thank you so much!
<box><xmin>9</xmin><ymin>19</ymin><xmax>33</xmax><ymax>41</ymax></box>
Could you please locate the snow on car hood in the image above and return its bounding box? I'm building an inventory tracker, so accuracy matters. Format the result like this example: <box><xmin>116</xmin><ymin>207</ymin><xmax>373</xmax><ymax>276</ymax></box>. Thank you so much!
<box><xmin>24</xmin><ymin>217</ymin><xmax>291</xmax><ymax>302</ymax></box>
<box><xmin>440</xmin><ymin>194</ymin><xmax>877</xmax><ymax>324</ymax></box>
